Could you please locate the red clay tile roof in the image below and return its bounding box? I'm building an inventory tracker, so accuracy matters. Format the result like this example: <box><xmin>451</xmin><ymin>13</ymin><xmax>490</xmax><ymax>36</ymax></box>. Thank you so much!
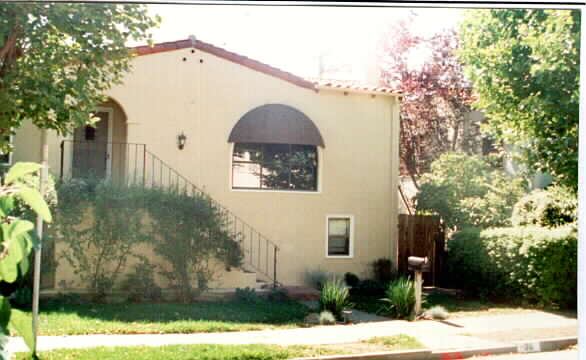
<box><xmin>132</xmin><ymin>39</ymin><xmax>400</xmax><ymax>96</ymax></box>
<box><xmin>306</xmin><ymin>77</ymin><xmax>401</xmax><ymax>96</ymax></box>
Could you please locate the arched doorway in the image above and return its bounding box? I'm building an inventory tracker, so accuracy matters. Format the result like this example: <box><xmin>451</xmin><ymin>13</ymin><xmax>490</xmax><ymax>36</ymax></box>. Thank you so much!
<box><xmin>70</xmin><ymin>98</ymin><xmax>129</xmax><ymax>181</ymax></box>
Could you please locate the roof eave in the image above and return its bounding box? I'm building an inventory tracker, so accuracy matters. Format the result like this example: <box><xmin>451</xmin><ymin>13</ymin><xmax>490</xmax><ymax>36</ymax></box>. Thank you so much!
<box><xmin>314</xmin><ymin>85</ymin><xmax>402</xmax><ymax>98</ymax></box>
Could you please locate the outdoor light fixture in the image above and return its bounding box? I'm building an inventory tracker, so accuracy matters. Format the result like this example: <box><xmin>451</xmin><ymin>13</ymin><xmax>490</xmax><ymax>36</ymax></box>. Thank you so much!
<box><xmin>177</xmin><ymin>132</ymin><xmax>187</xmax><ymax>150</ymax></box>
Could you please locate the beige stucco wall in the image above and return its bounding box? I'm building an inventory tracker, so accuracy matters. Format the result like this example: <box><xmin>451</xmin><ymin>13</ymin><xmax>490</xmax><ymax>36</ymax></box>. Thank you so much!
<box><xmin>14</xmin><ymin>47</ymin><xmax>400</xmax><ymax>287</ymax></box>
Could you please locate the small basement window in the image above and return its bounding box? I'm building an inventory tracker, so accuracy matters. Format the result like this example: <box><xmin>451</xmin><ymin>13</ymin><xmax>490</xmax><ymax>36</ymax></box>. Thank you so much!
<box><xmin>326</xmin><ymin>215</ymin><xmax>353</xmax><ymax>258</ymax></box>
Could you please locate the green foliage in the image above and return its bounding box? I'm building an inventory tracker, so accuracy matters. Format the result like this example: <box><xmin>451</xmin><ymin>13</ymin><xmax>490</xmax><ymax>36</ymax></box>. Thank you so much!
<box><xmin>51</xmin><ymin>178</ymin><xmax>149</xmax><ymax>301</ymax></box>
<box><xmin>266</xmin><ymin>288</ymin><xmax>290</xmax><ymax>303</ymax></box>
<box><xmin>458</xmin><ymin>9</ymin><xmax>580</xmax><ymax>191</ymax></box>
<box><xmin>234</xmin><ymin>287</ymin><xmax>263</xmax><ymax>304</ymax></box>
<box><xmin>512</xmin><ymin>186</ymin><xmax>577</xmax><ymax>228</ymax></box>
<box><xmin>371</xmin><ymin>258</ymin><xmax>396</xmax><ymax>284</ymax></box>
<box><xmin>51</xmin><ymin>178</ymin><xmax>244</xmax><ymax>303</ymax></box>
<box><xmin>380</xmin><ymin>277</ymin><xmax>416</xmax><ymax>319</ymax></box>
<box><xmin>343</xmin><ymin>272</ymin><xmax>360</xmax><ymax>287</ymax></box>
<box><xmin>447</xmin><ymin>225</ymin><xmax>577</xmax><ymax>308</ymax></box>
<box><xmin>318</xmin><ymin>278</ymin><xmax>351</xmax><ymax>320</ymax></box>
<box><xmin>415</xmin><ymin>152</ymin><xmax>527</xmax><ymax>229</ymax></box>
<box><xmin>9</xmin><ymin>287</ymin><xmax>32</xmax><ymax>310</ymax></box>
<box><xmin>0</xmin><ymin>4</ymin><xmax>159</xmax><ymax>152</ymax></box>
<box><xmin>348</xmin><ymin>279</ymin><xmax>386</xmax><ymax>297</ymax></box>
<box><xmin>303</xmin><ymin>269</ymin><xmax>335</xmax><ymax>291</ymax></box>
<box><xmin>43</xmin><ymin>293</ymin><xmax>86</xmax><ymax>307</ymax></box>
<box><xmin>121</xmin><ymin>259</ymin><xmax>162</xmax><ymax>303</ymax></box>
<box><xmin>0</xmin><ymin>162</ymin><xmax>54</xmax><ymax>358</ymax></box>
<box><xmin>145</xmin><ymin>189</ymin><xmax>243</xmax><ymax>303</ymax></box>
<box><xmin>318</xmin><ymin>310</ymin><xmax>336</xmax><ymax>325</ymax></box>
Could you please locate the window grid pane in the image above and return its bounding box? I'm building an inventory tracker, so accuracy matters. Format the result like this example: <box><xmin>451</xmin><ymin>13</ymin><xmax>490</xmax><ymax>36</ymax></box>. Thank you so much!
<box><xmin>232</xmin><ymin>142</ymin><xmax>317</xmax><ymax>191</ymax></box>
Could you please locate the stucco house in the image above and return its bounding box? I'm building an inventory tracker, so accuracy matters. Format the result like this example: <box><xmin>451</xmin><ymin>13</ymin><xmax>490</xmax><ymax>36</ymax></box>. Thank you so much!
<box><xmin>11</xmin><ymin>37</ymin><xmax>401</xmax><ymax>290</ymax></box>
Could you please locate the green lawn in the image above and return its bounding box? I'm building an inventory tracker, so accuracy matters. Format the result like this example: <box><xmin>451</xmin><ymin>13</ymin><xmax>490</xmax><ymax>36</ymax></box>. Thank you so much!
<box><xmin>16</xmin><ymin>335</ymin><xmax>424</xmax><ymax>360</ymax></box>
<box><xmin>16</xmin><ymin>301</ymin><xmax>310</xmax><ymax>336</ymax></box>
<box><xmin>363</xmin><ymin>335</ymin><xmax>425</xmax><ymax>350</ymax></box>
<box><xmin>16</xmin><ymin>344</ymin><xmax>334</xmax><ymax>360</ymax></box>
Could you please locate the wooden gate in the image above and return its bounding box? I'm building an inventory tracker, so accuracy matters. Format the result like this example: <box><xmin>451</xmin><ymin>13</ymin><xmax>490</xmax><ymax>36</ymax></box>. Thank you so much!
<box><xmin>398</xmin><ymin>214</ymin><xmax>445</xmax><ymax>286</ymax></box>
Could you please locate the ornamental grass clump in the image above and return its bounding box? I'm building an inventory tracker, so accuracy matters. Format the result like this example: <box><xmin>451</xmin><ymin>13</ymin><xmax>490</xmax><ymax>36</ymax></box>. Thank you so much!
<box><xmin>380</xmin><ymin>277</ymin><xmax>416</xmax><ymax>319</ymax></box>
<box><xmin>319</xmin><ymin>277</ymin><xmax>351</xmax><ymax>321</ymax></box>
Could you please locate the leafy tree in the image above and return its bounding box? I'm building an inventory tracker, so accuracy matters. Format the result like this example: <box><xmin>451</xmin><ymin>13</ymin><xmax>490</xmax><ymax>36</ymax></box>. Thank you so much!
<box><xmin>458</xmin><ymin>9</ymin><xmax>580</xmax><ymax>191</ymax></box>
<box><xmin>0</xmin><ymin>3</ymin><xmax>159</xmax><ymax>150</ymax></box>
<box><xmin>0</xmin><ymin>163</ymin><xmax>52</xmax><ymax>359</ymax></box>
<box><xmin>414</xmin><ymin>152</ymin><xmax>527</xmax><ymax>229</ymax></box>
<box><xmin>378</xmin><ymin>18</ymin><xmax>478</xmax><ymax>188</ymax></box>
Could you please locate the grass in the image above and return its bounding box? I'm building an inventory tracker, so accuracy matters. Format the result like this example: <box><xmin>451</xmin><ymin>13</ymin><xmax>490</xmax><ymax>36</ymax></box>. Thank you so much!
<box><xmin>362</xmin><ymin>335</ymin><xmax>424</xmax><ymax>350</ymax></box>
<box><xmin>14</xmin><ymin>300</ymin><xmax>310</xmax><ymax>336</ymax></box>
<box><xmin>16</xmin><ymin>344</ymin><xmax>341</xmax><ymax>360</ymax></box>
<box><xmin>16</xmin><ymin>335</ymin><xmax>425</xmax><ymax>359</ymax></box>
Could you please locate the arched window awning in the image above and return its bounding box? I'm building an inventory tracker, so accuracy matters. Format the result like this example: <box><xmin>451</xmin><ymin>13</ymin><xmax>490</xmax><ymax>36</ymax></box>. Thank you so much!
<box><xmin>228</xmin><ymin>104</ymin><xmax>325</xmax><ymax>147</ymax></box>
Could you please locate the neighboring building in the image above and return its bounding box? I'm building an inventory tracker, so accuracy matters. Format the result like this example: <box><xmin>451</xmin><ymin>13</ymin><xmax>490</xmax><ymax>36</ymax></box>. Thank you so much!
<box><xmin>12</xmin><ymin>37</ymin><xmax>401</xmax><ymax>290</ymax></box>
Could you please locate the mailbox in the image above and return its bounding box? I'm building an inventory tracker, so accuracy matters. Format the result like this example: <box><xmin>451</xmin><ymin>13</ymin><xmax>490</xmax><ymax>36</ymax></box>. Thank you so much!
<box><xmin>408</xmin><ymin>256</ymin><xmax>430</xmax><ymax>272</ymax></box>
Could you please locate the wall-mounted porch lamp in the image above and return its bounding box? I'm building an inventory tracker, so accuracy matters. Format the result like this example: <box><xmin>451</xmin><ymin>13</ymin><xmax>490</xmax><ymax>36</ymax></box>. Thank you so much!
<box><xmin>177</xmin><ymin>132</ymin><xmax>187</xmax><ymax>150</ymax></box>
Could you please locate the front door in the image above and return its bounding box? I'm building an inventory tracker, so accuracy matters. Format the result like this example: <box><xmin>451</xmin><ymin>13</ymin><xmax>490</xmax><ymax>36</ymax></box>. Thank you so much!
<box><xmin>72</xmin><ymin>111</ymin><xmax>110</xmax><ymax>178</ymax></box>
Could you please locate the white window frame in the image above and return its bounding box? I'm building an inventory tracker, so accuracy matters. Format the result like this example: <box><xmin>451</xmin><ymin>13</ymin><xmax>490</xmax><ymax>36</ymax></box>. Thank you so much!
<box><xmin>325</xmin><ymin>214</ymin><xmax>354</xmax><ymax>259</ymax></box>
<box><xmin>0</xmin><ymin>135</ymin><xmax>13</xmax><ymax>166</ymax></box>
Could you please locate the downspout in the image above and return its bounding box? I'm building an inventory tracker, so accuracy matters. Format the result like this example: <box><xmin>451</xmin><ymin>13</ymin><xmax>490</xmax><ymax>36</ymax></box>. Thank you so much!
<box><xmin>390</xmin><ymin>96</ymin><xmax>401</xmax><ymax>268</ymax></box>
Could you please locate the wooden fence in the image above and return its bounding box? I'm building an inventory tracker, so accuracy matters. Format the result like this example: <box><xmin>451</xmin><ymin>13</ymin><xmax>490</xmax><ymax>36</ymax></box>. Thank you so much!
<box><xmin>398</xmin><ymin>214</ymin><xmax>445</xmax><ymax>286</ymax></box>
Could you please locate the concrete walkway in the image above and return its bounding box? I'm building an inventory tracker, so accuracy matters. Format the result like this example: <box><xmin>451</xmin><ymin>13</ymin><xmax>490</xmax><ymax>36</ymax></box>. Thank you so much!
<box><xmin>7</xmin><ymin>310</ymin><xmax>577</xmax><ymax>353</ymax></box>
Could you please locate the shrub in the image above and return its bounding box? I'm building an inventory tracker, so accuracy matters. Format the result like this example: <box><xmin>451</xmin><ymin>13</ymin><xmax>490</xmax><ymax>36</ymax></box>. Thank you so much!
<box><xmin>447</xmin><ymin>225</ymin><xmax>577</xmax><ymax>308</ymax></box>
<box><xmin>304</xmin><ymin>269</ymin><xmax>335</xmax><ymax>290</ymax></box>
<box><xmin>512</xmin><ymin>186</ymin><xmax>577</xmax><ymax>228</ymax></box>
<box><xmin>52</xmin><ymin>178</ymin><xmax>149</xmax><ymax>300</ymax></box>
<box><xmin>235</xmin><ymin>287</ymin><xmax>263</xmax><ymax>303</ymax></box>
<box><xmin>146</xmin><ymin>189</ymin><xmax>244</xmax><ymax>303</ymax></box>
<box><xmin>344</xmin><ymin>272</ymin><xmax>360</xmax><ymax>287</ymax></box>
<box><xmin>380</xmin><ymin>277</ymin><xmax>416</xmax><ymax>319</ymax></box>
<box><xmin>318</xmin><ymin>310</ymin><xmax>336</xmax><ymax>325</ymax></box>
<box><xmin>372</xmin><ymin>258</ymin><xmax>396</xmax><ymax>284</ymax></box>
<box><xmin>266</xmin><ymin>287</ymin><xmax>289</xmax><ymax>303</ymax></box>
<box><xmin>121</xmin><ymin>259</ymin><xmax>162</xmax><ymax>303</ymax></box>
<box><xmin>10</xmin><ymin>287</ymin><xmax>33</xmax><ymax>310</ymax></box>
<box><xmin>415</xmin><ymin>152</ymin><xmax>527</xmax><ymax>229</ymax></box>
<box><xmin>319</xmin><ymin>278</ymin><xmax>351</xmax><ymax>320</ymax></box>
<box><xmin>44</xmin><ymin>292</ymin><xmax>87</xmax><ymax>307</ymax></box>
<box><xmin>445</xmin><ymin>227</ymin><xmax>502</xmax><ymax>295</ymax></box>
<box><xmin>349</xmin><ymin>279</ymin><xmax>386</xmax><ymax>297</ymax></box>
<box><xmin>52</xmin><ymin>178</ymin><xmax>244</xmax><ymax>303</ymax></box>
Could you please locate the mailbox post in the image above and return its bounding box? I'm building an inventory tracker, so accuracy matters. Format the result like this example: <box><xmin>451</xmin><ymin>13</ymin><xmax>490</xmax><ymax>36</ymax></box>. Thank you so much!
<box><xmin>408</xmin><ymin>256</ymin><xmax>430</xmax><ymax>315</ymax></box>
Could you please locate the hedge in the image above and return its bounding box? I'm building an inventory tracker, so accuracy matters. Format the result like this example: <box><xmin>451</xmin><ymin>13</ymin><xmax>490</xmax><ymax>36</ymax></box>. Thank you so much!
<box><xmin>511</xmin><ymin>185</ymin><xmax>577</xmax><ymax>228</ymax></box>
<box><xmin>447</xmin><ymin>225</ymin><xmax>577</xmax><ymax>308</ymax></box>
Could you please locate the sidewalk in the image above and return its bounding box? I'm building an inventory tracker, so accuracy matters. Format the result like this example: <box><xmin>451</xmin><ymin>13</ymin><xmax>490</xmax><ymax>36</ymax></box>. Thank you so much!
<box><xmin>7</xmin><ymin>310</ymin><xmax>578</xmax><ymax>354</ymax></box>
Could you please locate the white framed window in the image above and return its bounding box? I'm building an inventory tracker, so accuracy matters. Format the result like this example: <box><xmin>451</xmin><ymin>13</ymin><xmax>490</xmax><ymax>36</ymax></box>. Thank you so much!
<box><xmin>326</xmin><ymin>215</ymin><xmax>354</xmax><ymax>258</ymax></box>
<box><xmin>0</xmin><ymin>135</ymin><xmax>13</xmax><ymax>166</ymax></box>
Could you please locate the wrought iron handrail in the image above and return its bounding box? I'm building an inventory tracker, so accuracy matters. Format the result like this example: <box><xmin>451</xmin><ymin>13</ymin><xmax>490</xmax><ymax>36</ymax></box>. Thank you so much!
<box><xmin>60</xmin><ymin>140</ymin><xmax>279</xmax><ymax>286</ymax></box>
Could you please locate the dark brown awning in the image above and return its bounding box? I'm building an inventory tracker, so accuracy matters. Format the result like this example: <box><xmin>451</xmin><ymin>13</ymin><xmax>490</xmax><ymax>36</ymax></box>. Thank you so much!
<box><xmin>228</xmin><ymin>104</ymin><xmax>325</xmax><ymax>147</ymax></box>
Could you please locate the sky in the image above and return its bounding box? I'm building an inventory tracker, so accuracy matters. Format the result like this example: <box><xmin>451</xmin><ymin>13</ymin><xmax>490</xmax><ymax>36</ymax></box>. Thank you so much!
<box><xmin>138</xmin><ymin>4</ymin><xmax>465</xmax><ymax>82</ymax></box>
